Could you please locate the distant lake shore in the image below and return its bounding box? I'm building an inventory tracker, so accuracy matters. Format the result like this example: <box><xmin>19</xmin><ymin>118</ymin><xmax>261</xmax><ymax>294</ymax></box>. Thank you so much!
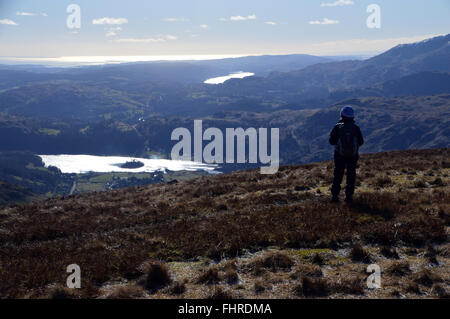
<box><xmin>39</xmin><ymin>154</ymin><xmax>218</xmax><ymax>174</ymax></box>
<box><xmin>204</xmin><ymin>71</ymin><xmax>254</xmax><ymax>84</ymax></box>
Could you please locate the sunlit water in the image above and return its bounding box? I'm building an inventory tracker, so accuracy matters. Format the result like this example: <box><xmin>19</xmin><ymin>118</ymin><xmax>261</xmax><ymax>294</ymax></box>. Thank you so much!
<box><xmin>0</xmin><ymin>55</ymin><xmax>252</xmax><ymax>67</ymax></box>
<box><xmin>204</xmin><ymin>71</ymin><xmax>255</xmax><ymax>84</ymax></box>
<box><xmin>39</xmin><ymin>154</ymin><xmax>218</xmax><ymax>174</ymax></box>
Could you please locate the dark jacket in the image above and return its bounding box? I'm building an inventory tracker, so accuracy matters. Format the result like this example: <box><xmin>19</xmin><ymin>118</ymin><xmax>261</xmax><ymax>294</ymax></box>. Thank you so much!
<box><xmin>329</xmin><ymin>118</ymin><xmax>364</xmax><ymax>154</ymax></box>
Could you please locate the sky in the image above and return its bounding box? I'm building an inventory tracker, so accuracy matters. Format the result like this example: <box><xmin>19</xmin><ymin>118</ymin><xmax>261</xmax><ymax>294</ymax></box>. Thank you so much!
<box><xmin>0</xmin><ymin>0</ymin><xmax>449</xmax><ymax>62</ymax></box>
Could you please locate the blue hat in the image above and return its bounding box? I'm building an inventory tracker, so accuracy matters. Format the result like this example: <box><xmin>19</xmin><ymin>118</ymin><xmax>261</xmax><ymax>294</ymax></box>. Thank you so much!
<box><xmin>340</xmin><ymin>105</ymin><xmax>354</xmax><ymax>118</ymax></box>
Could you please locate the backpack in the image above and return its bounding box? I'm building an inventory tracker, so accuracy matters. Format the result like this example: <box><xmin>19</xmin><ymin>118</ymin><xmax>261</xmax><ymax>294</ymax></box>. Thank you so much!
<box><xmin>337</xmin><ymin>122</ymin><xmax>359</xmax><ymax>157</ymax></box>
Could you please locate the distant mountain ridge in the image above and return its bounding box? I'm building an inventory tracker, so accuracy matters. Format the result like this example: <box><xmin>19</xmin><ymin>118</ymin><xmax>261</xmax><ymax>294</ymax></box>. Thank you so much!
<box><xmin>230</xmin><ymin>34</ymin><xmax>450</xmax><ymax>92</ymax></box>
<box><xmin>330</xmin><ymin>71</ymin><xmax>450</xmax><ymax>100</ymax></box>
<box><xmin>0</xmin><ymin>34</ymin><xmax>449</xmax><ymax>119</ymax></box>
<box><xmin>0</xmin><ymin>54</ymin><xmax>334</xmax><ymax>86</ymax></box>
<box><xmin>192</xmin><ymin>54</ymin><xmax>335</xmax><ymax>76</ymax></box>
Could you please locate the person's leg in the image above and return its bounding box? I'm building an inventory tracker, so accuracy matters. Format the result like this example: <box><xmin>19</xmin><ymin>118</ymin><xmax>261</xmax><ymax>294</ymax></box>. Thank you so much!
<box><xmin>331</xmin><ymin>154</ymin><xmax>345</xmax><ymax>200</ymax></box>
<box><xmin>345</xmin><ymin>156</ymin><xmax>358</xmax><ymax>201</ymax></box>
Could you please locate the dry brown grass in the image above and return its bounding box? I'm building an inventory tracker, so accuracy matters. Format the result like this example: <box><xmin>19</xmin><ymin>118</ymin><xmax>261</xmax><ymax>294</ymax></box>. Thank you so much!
<box><xmin>294</xmin><ymin>276</ymin><xmax>330</xmax><ymax>297</ymax></box>
<box><xmin>387</xmin><ymin>261</ymin><xmax>411</xmax><ymax>277</ymax></box>
<box><xmin>311</xmin><ymin>253</ymin><xmax>324</xmax><ymax>265</ymax></box>
<box><xmin>432</xmin><ymin>284</ymin><xmax>449</xmax><ymax>298</ymax></box>
<box><xmin>333</xmin><ymin>277</ymin><xmax>365</xmax><ymax>295</ymax></box>
<box><xmin>413</xmin><ymin>269</ymin><xmax>442</xmax><ymax>287</ymax></box>
<box><xmin>0</xmin><ymin>148</ymin><xmax>448</xmax><ymax>298</ymax></box>
<box><xmin>142</xmin><ymin>262</ymin><xmax>172</xmax><ymax>292</ymax></box>
<box><xmin>224</xmin><ymin>268</ymin><xmax>239</xmax><ymax>285</ymax></box>
<box><xmin>196</xmin><ymin>267</ymin><xmax>221</xmax><ymax>285</ymax></box>
<box><xmin>254</xmin><ymin>280</ymin><xmax>270</xmax><ymax>294</ymax></box>
<box><xmin>380</xmin><ymin>246</ymin><xmax>399</xmax><ymax>259</ymax></box>
<box><xmin>251</xmin><ymin>251</ymin><xmax>295</xmax><ymax>272</ymax></box>
<box><xmin>46</xmin><ymin>285</ymin><xmax>81</xmax><ymax>299</ymax></box>
<box><xmin>106</xmin><ymin>285</ymin><xmax>145</xmax><ymax>299</ymax></box>
<box><xmin>350</xmin><ymin>244</ymin><xmax>372</xmax><ymax>263</ymax></box>
<box><xmin>290</xmin><ymin>264</ymin><xmax>323</xmax><ymax>279</ymax></box>
<box><xmin>168</xmin><ymin>281</ymin><xmax>186</xmax><ymax>295</ymax></box>
<box><xmin>207</xmin><ymin>286</ymin><xmax>234</xmax><ymax>299</ymax></box>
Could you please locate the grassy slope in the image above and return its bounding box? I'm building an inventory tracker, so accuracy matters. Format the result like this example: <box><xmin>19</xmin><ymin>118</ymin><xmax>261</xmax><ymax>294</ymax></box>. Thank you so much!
<box><xmin>0</xmin><ymin>181</ymin><xmax>39</xmax><ymax>206</ymax></box>
<box><xmin>0</xmin><ymin>148</ymin><xmax>448</xmax><ymax>298</ymax></box>
<box><xmin>72</xmin><ymin>170</ymin><xmax>209</xmax><ymax>194</ymax></box>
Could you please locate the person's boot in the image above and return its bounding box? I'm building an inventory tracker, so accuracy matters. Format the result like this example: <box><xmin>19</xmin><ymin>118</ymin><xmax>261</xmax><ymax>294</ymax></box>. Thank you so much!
<box><xmin>344</xmin><ymin>196</ymin><xmax>353</xmax><ymax>203</ymax></box>
<box><xmin>331</xmin><ymin>196</ymin><xmax>339</xmax><ymax>203</ymax></box>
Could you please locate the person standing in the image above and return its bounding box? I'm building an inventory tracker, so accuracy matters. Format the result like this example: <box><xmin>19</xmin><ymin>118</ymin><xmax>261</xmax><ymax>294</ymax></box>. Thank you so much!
<box><xmin>329</xmin><ymin>106</ymin><xmax>364</xmax><ymax>203</ymax></box>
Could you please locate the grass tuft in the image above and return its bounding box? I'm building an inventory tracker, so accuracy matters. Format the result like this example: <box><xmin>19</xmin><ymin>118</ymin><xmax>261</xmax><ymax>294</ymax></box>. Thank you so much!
<box><xmin>196</xmin><ymin>267</ymin><xmax>221</xmax><ymax>285</ymax></box>
<box><xmin>294</xmin><ymin>276</ymin><xmax>329</xmax><ymax>297</ymax></box>
<box><xmin>350</xmin><ymin>244</ymin><xmax>371</xmax><ymax>263</ymax></box>
<box><xmin>106</xmin><ymin>285</ymin><xmax>145</xmax><ymax>299</ymax></box>
<box><xmin>144</xmin><ymin>262</ymin><xmax>172</xmax><ymax>292</ymax></box>
<box><xmin>387</xmin><ymin>261</ymin><xmax>410</xmax><ymax>276</ymax></box>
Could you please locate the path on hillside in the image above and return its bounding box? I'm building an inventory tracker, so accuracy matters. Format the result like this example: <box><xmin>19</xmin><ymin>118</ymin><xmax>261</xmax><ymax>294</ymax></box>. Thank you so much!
<box><xmin>69</xmin><ymin>181</ymin><xmax>77</xmax><ymax>195</ymax></box>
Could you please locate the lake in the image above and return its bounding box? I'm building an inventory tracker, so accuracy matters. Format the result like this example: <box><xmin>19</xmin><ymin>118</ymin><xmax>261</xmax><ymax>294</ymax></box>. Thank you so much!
<box><xmin>39</xmin><ymin>154</ymin><xmax>218</xmax><ymax>174</ymax></box>
<box><xmin>204</xmin><ymin>71</ymin><xmax>255</xmax><ymax>84</ymax></box>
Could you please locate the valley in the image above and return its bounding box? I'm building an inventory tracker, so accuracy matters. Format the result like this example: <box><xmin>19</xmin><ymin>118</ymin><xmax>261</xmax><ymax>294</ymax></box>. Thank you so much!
<box><xmin>1</xmin><ymin>34</ymin><xmax>449</xmax><ymax>206</ymax></box>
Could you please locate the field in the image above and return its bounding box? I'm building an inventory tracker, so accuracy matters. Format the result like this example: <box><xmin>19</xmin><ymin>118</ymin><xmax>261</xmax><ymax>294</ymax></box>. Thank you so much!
<box><xmin>0</xmin><ymin>148</ymin><xmax>448</xmax><ymax>298</ymax></box>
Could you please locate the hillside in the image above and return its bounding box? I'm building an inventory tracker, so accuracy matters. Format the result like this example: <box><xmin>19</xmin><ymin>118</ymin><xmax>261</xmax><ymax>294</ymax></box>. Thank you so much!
<box><xmin>215</xmin><ymin>34</ymin><xmax>450</xmax><ymax>109</ymax></box>
<box><xmin>192</xmin><ymin>54</ymin><xmax>335</xmax><ymax>76</ymax></box>
<box><xmin>0</xmin><ymin>35</ymin><xmax>448</xmax><ymax>119</ymax></box>
<box><xmin>0</xmin><ymin>181</ymin><xmax>36</xmax><ymax>206</ymax></box>
<box><xmin>0</xmin><ymin>151</ymin><xmax>73</xmax><ymax>203</ymax></box>
<box><xmin>330</xmin><ymin>72</ymin><xmax>450</xmax><ymax>100</ymax></box>
<box><xmin>1</xmin><ymin>94</ymin><xmax>449</xmax><ymax>170</ymax></box>
<box><xmin>0</xmin><ymin>148</ymin><xmax>448</xmax><ymax>299</ymax></box>
<box><xmin>259</xmin><ymin>34</ymin><xmax>450</xmax><ymax>91</ymax></box>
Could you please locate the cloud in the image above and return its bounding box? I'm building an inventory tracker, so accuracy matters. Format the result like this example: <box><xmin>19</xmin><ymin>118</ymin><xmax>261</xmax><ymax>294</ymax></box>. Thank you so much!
<box><xmin>309</xmin><ymin>18</ymin><xmax>339</xmax><ymax>25</ymax></box>
<box><xmin>105</xmin><ymin>26</ymin><xmax>122</xmax><ymax>37</ymax></box>
<box><xmin>165</xmin><ymin>35</ymin><xmax>177</xmax><ymax>40</ymax></box>
<box><xmin>115</xmin><ymin>35</ymin><xmax>177</xmax><ymax>43</ymax></box>
<box><xmin>92</xmin><ymin>17</ymin><xmax>128</xmax><ymax>25</ymax></box>
<box><xmin>0</xmin><ymin>19</ymin><xmax>18</xmax><ymax>26</ymax></box>
<box><xmin>164</xmin><ymin>17</ymin><xmax>189</xmax><ymax>22</ymax></box>
<box><xmin>321</xmin><ymin>0</ymin><xmax>354</xmax><ymax>7</ymax></box>
<box><xmin>116</xmin><ymin>38</ymin><xmax>165</xmax><ymax>43</ymax></box>
<box><xmin>16</xmin><ymin>12</ymin><xmax>48</xmax><ymax>17</ymax></box>
<box><xmin>16</xmin><ymin>12</ymin><xmax>36</xmax><ymax>16</ymax></box>
<box><xmin>199</xmin><ymin>24</ymin><xmax>209</xmax><ymax>29</ymax></box>
<box><xmin>265</xmin><ymin>21</ymin><xmax>277</xmax><ymax>25</ymax></box>
<box><xmin>229</xmin><ymin>14</ymin><xmax>256</xmax><ymax>21</ymax></box>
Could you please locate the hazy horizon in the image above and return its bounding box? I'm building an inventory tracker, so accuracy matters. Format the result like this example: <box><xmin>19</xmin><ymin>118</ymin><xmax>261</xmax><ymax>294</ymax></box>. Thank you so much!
<box><xmin>0</xmin><ymin>52</ymin><xmax>374</xmax><ymax>67</ymax></box>
<box><xmin>1</xmin><ymin>0</ymin><xmax>449</xmax><ymax>59</ymax></box>
<box><xmin>0</xmin><ymin>31</ymin><xmax>442</xmax><ymax>67</ymax></box>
